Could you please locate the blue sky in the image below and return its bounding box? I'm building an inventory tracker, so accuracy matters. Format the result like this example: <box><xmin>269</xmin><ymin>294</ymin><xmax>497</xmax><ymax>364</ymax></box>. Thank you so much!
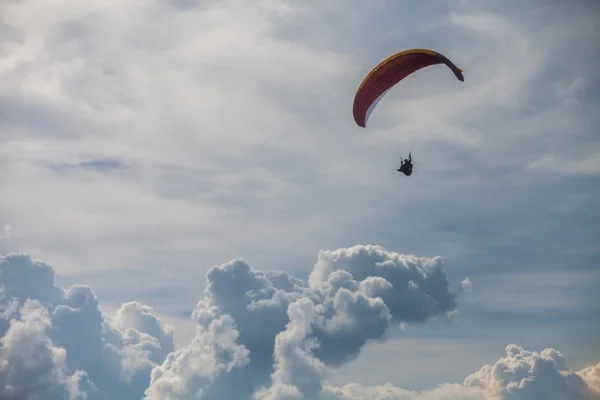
<box><xmin>1</xmin><ymin>0</ymin><xmax>599</xmax><ymax>399</ymax></box>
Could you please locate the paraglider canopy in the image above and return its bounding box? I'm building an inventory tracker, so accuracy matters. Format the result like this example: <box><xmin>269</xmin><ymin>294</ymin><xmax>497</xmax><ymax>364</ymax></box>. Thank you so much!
<box><xmin>353</xmin><ymin>48</ymin><xmax>464</xmax><ymax>128</ymax></box>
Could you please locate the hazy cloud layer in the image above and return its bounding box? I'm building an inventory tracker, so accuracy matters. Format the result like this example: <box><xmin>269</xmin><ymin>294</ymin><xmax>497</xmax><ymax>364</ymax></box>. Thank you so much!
<box><xmin>2</xmin><ymin>0</ymin><xmax>597</xmax><ymax>278</ymax></box>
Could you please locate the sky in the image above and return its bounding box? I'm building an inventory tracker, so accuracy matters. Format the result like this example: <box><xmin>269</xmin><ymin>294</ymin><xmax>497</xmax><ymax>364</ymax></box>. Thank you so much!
<box><xmin>1</xmin><ymin>0</ymin><xmax>599</xmax><ymax>399</ymax></box>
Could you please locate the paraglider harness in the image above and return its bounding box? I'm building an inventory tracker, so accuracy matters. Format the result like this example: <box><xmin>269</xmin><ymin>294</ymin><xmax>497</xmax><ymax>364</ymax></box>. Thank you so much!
<box><xmin>397</xmin><ymin>152</ymin><xmax>413</xmax><ymax>176</ymax></box>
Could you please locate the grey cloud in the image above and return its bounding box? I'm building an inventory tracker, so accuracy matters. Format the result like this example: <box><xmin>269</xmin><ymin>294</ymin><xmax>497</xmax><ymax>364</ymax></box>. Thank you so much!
<box><xmin>0</xmin><ymin>254</ymin><xmax>175</xmax><ymax>400</ymax></box>
<box><xmin>48</xmin><ymin>159</ymin><xmax>130</xmax><ymax>175</ymax></box>
<box><xmin>256</xmin><ymin>298</ymin><xmax>327</xmax><ymax>400</ymax></box>
<box><xmin>0</xmin><ymin>286</ymin><xmax>18</xmax><ymax>320</ymax></box>
<box><xmin>145</xmin><ymin>313</ymin><xmax>250</xmax><ymax>400</ymax></box>
<box><xmin>110</xmin><ymin>301</ymin><xmax>175</xmax><ymax>359</ymax></box>
<box><xmin>0</xmin><ymin>254</ymin><xmax>63</xmax><ymax>305</ymax></box>
<box><xmin>0</xmin><ymin>300</ymin><xmax>90</xmax><ymax>400</ymax></box>
<box><xmin>145</xmin><ymin>245</ymin><xmax>464</xmax><ymax>399</ymax></box>
<box><xmin>310</xmin><ymin>246</ymin><xmax>458</xmax><ymax>324</ymax></box>
<box><xmin>2</xmin><ymin>251</ymin><xmax>600</xmax><ymax>399</ymax></box>
<box><xmin>310</xmin><ymin>283</ymin><xmax>392</xmax><ymax>366</ymax></box>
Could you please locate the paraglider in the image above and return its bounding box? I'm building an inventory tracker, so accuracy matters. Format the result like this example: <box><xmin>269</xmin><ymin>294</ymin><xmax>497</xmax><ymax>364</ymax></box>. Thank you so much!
<box><xmin>352</xmin><ymin>48</ymin><xmax>464</xmax><ymax>178</ymax></box>
<box><xmin>397</xmin><ymin>152</ymin><xmax>413</xmax><ymax>176</ymax></box>
<box><xmin>352</xmin><ymin>48</ymin><xmax>464</xmax><ymax>128</ymax></box>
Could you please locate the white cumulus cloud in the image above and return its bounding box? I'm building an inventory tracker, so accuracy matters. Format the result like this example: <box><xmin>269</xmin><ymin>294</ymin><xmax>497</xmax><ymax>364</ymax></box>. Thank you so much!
<box><xmin>3</xmin><ymin>247</ymin><xmax>598</xmax><ymax>399</ymax></box>
<box><xmin>0</xmin><ymin>253</ymin><xmax>175</xmax><ymax>399</ymax></box>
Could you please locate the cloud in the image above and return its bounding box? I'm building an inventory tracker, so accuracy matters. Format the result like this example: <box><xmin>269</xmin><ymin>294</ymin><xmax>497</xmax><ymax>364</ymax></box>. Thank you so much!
<box><xmin>460</xmin><ymin>277</ymin><xmax>473</xmax><ymax>293</ymax></box>
<box><xmin>0</xmin><ymin>253</ymin><xmax>175</xmax><ymax>400</ymax></box>
<box><xmin>323</xmin><ymin>345</ymin><xmax>600</xmax><ymax>400</ymax></box>
<box><xmin>144</xmin><ymin>314</ymin><xmax>250</xmax><ymax>399</ymax></box>
<box><xmin>322</xmin><ymin>383</ymin><xmax>484</xmax><ymax>400</ymax></box>
<box><xmin>1</xmin><ymin>11</ymin><xmax>598</xmax><ymax>383</ymax></box>
<box><xmin>0</xmin><ymin>246</ymin><xmax>465</xmax><ymax>399</ymax></box>
<box><xmin>1</xmin><ymin>2</ymin><xmax>599</xmax><ymax>397</ymax></box>
<box><xmin>0</xmin><ymin>300</ymin><xmax>90</xmax><ymax>400</ymax></box>
<box><xmin>578</xmin><ymin>363</ymin><xmax>600</xmax><ymax>397</ymax></box>
<box><xmin>463</xmin><ymin>344</ymin><xmax>597</xmax><ymax>400</ymax></box>
<box><xmin>145</xmin><ymin>244</ymin><xmax>463</xmax><ymax>399</ymax></box>
<box><xmin>0</xmin><ymin>253</ymin><xmax>63</xmax><ymax>305</ymax></box>
<box><xmin>1</xmin><ymin>225</ymin><xmax>10</xmax><ymax>242</ymax></box>
<box><xmin>525</xmin><ymin>150</ymin><xmax>600</xmax><ymax>176</ymax></box>
<box><xmin>1</xmin><ymin>249</ymin><xmax>599</xmax><ymax>399</ymax></box>
<box><xmin>253</xmin><ymin>298</ymin><xmax>328</xmax><ymax>400</ymax></box>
